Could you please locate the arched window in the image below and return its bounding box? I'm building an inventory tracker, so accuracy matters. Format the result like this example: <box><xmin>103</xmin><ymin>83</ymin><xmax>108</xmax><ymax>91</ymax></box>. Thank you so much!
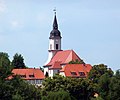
<box><xmin>56</xmin><ymin>44</ymin><xmax>58</xmax><ymax>50</ymax></box>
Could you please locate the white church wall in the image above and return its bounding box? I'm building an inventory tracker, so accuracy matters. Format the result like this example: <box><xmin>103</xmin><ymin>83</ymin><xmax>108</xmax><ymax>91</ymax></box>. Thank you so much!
<box><xmin>49</xmin><ymin>39</ymin><xmax>54</xmax><ymax>50</ymax></box>
<box><xmin>44</xmin><ymin>67</ymin><xmax>49</xmax><ymax>75</ymax></box>
<box><xmin>54</xmin><ymin>39</ymin><xmax>61</xmax><ymax>50</ymax></box>
<box><xmin>49</xmin><ymin>69</ymin><xmax>60</xmax><ymax>77</ymax></box>
<box><xmin>61</xmin><ymin>65</ymin><xmax>65</xmax><ymax>68</ymax></box>
<box><xmin>49</xmin><ymin>39</ymin><xmax>61</xmax><ymax>51</ymax></box>
<box><xmin>45</xmin><ymin>52</ymin><xmax>53</xmax><ymax>65</ymax></box>
<box><xmin>48</xmin><ymin>69</ymin><xmax>54</xmax><ymax>77</ymax></box>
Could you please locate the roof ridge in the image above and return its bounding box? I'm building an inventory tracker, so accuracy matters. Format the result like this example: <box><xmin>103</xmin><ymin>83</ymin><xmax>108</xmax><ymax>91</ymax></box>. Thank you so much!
<box><xmin>72</xmin><ymin>50</ymin><xmax>81</xmax><ymax>60</ymax></box>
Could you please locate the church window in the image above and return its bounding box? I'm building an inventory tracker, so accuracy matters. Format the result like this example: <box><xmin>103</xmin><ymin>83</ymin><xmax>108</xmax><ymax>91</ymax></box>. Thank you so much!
<box><xmin>56</xmin><ymin>44</ymin><xmax>58</xmax><ymax>50</ymax></box>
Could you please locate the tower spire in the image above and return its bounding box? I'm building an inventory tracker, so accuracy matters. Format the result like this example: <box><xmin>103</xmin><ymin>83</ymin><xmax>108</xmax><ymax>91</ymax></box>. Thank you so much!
<box><xmin>49</xmin><ymin>9</ymin><xmax>61</xmax><ymax>39</ymax></box>
<box><xmin>53</xmin><ymin>8</ymin><xmax>58</xmax><ymax>30</ymax></box>
<box><xmin>53</xmin><ymin>8</ymin><xmax>56</xmax><ymax>15</ymax></box>
<box><xmin>45</xmin><ymin>9</ymin><xmax>62</xmax><ymax>67</ymax></box>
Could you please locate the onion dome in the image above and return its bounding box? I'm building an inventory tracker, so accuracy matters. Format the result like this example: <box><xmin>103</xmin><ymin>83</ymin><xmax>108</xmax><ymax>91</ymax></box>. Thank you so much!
<box><xmin>49</xmin><ymin>13</ymin><xmax>62</xmax><ymax>39</ymax></box>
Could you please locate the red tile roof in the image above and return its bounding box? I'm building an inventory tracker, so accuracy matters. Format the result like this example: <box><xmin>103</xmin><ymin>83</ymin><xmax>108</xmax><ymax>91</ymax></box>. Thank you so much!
<box><xmin>60</xmin><ymin>64</ymin><xmax>92</xmax><ymax>78</ymax></box>
<box><xmin>49</xmin><ymin>61</ymin><xmax>62</xmax><ymax>69</ymax></box>
<box><xmin>46</xmin><ymin>50</ymin><xmax>81</xmax><ymax>66</ymax></box>
<box><xmin>9</xmin><ymin>68</ymin><xmax>45</xmax><ymax>80</ymax></box>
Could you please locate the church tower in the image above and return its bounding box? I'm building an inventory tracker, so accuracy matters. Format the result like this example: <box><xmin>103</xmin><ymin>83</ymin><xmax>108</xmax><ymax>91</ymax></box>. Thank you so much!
<box><xmin>45</xmin><ymin>10</ymin><xmax>62</xmax><ymax>65</ymax></box>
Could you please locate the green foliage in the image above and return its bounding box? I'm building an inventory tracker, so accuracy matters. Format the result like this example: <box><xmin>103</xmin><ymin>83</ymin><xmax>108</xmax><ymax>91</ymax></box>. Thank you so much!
<box><xmin>0</xmin><ymin>52</ymin><xmax>10</xmax><ymax>67</ymax></box>
<box><xmin>69</xmin><ymin>59</ymin><xmax>85</xmax><ymax>64</ymax></box>
<box><xmin>10</xmin><ymin>76</ymin><xmax>41</xmax><ymax>100</ymax></box>
<box><xmin>0</xmin><ymin>52</ymin><xmax>120</xmax><ymax>100</ymax></box>
<box><xmin>0</xmin><ymin>52</ymin><xmax>13</xmax><ymax>80</ymax></box>
<box><xmin>0</xmin><ymin>75</ymin><xmax>41</xmax><ymax>100</ymax></box>
<box><xmin>108</xmin><ymin>70</ymin><xmax>120</xmax><ymax>100</ymax></box>
<box><xmin>0</xmin><ymin>80</ymin><xmax>13</xmax><ymax>100</ymax></box>
<box><xmin>98</xmin><ymin>73</ymin><xmax>111</xmax><ymax>100</ymax></box>
<box><xmin>12</xmin><ymin>93</ymin><xmax>23</xmax><ymax>100</ymax></box>
<box><xmin>42</xmin><ymin>75</ymin><xmax>95</xmax><ymax>100</ymax></box>
<box><xmin>88</xmin><ymin>65</ymin><xmax>120</xmax><ymax>100</ymax></box>
<box><xmin>88</xmin><ymin>64</ymin><xmax>113</xmax><ymax>83</ymax></box>
<box><xmin>12</xmin><ymin>53</ymin><xmax>26</xmax><ymax>69</ymax></box>
<box><xmin>115</xmin><ymin>70</ymin><xmax>120</xmax><ymax>79</ymax></box>
<box><xmin>42</xmin><ymin>90</ymin><xmax>71</xmax><ymax>100</ymax></box>
<box><xmin>0</xmin><ymin>52</ymin><xmax>41</xmax><ymax>100</ymax></box>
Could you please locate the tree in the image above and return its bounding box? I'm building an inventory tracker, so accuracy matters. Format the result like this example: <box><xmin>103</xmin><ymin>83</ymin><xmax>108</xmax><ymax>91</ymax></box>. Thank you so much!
<box><xmin>69</xmin><ymin>59</ymin><xmax>85</xmax><ymax>64</ymax></box>
<box><xmin>12</xmin><ymin>53</ymin><xmax>26</xmax><ymax>69</ymax></box>
<box><xmin>0</xmin><ymin>52</ymin><xmax>13</xmax><ymax>80</ymax></box>
<box><xmin>108</xmin><ymin>70</ymin><xmax>120</xmax><ymax>100</ymax></box>
<box><xmin>0</xmin><ymin>52</ymin><xmax>13</xmax><ymax>99</ymax></box>
<box><xmin>42</xmin><ymin>90</ymin><xmax>71</xmax><ymax>100</ymax></box>
<box><xmin>98</xmin><ymin>73</ymin><xmax>111</xmax><ymax>100</ymax></box>
<box><xmin>10</xmin><ymin>76</ymin><xmax>41</xmax><ymax>100</ymax></box>
<box><xmin>88</xmin><ymin>64</ymin><xmax>113</xmax><ymax>83</ymax></box>
<box><xmin>0</xmin><ymin>52</ymin><xmax>41</xmax><ymax>100</ymax></box>
<box><xmin>42</xmin><ymin>75</ymin><xmax>95</xmax><ymax>100</ymax></box>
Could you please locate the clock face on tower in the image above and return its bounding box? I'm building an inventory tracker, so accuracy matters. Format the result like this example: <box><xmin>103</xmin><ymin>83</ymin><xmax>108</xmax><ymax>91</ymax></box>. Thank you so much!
<box><xmin>56</xmin><ymin>39</ymin><xmax>58</xmax><ymax>42</ymax></box>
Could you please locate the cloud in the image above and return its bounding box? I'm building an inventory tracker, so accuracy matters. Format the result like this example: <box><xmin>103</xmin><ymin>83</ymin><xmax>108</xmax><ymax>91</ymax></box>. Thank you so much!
<box><xmin>0</xmin><ymin>0</ymin><xmax>6</xmax><ymax>13</ymax></box>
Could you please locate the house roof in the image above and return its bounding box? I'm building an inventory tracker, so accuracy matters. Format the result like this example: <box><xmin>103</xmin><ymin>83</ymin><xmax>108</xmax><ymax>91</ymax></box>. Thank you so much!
<box><xmin>49</xmin><ymin>61</ymin><xmax>62</xmax><ymax>70</ymax></box>
<box><xmin>9</xmin><ymin>68</ymin><xmax>45</xmax><ymax>80</ymax></box>
<box><xmin>60</xmin><ymin>64</ymin><xmax>92</xmax><ymax>78</ymax></box>
<box><xmin>46</xmin><ymin>50</ymin><xmax>81</xmax><ymax>66</ymax></box>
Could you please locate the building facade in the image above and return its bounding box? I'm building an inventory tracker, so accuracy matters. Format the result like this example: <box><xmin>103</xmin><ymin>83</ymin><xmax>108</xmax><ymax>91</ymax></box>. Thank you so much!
<box><xmin>44</xmin><ymin>11</ymin><xmax>92</xmax><ymax>78</ymax></box>
<box><xmin>9</xmin><ymin>68</ymin><xmax>45</xmax><ymax>86</ymax></box>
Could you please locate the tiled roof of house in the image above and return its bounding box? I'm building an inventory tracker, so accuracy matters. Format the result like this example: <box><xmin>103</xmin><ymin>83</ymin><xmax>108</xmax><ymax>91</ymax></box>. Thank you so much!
<box><xmin>49</xmin><ymin>61</ymin><xmax>62</xmax><ymax>69</ymax></box>
<box><xmin>46</xmin><ymin>50</ymin><xmax>81</xmax><ymax>66</ymax></box>
<box><xmin>60</xmin><ymin>64</ymin><xmax>92</xmax><ymax>78</ymax></box>
<box><xmin>9</xmin><ymin>68</ymin><xmax>45</xmax><ymax>80</ymax></box>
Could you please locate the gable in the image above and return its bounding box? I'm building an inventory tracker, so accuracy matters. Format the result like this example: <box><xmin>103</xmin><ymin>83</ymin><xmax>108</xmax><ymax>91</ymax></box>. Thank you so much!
<box><xmin>45</xmin><ymin>50</ymin><xmax>81</xmax><ymax>66</ymax></box>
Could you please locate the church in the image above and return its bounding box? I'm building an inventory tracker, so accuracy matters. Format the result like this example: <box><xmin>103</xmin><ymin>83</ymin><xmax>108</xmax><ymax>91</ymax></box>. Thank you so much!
<box><xmin>9</xmin><ymin>11</ymin><xmax>92</xmax><ymax>86</ymax></box>
<box><xmin>44</xmin><ymin>11</ymin><xmax>92</xmax><ymax>78</ymax></box>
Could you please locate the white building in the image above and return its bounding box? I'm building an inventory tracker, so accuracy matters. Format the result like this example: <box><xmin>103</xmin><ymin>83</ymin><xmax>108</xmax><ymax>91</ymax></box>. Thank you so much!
<box><xmin>44</xmin><ymin>11</ymin><xmax>86</xmax><ymax>77</ymax></box>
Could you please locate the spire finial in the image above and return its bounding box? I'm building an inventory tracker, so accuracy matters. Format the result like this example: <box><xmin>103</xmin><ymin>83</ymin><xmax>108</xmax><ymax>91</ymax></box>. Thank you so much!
<box><xmin>53</xmin><ymin>8</ymin><xmax>58</xmax><ymax>30</ymax></box>
<box><xmin>53</xmin><ymin>7</ymin><xmax>56</xmax><ymax>15</ymax></box>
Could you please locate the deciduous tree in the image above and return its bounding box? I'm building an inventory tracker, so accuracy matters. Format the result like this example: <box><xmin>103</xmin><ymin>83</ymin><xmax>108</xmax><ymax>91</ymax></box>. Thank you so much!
<box><xmin>12</xmin><ymin>53</ymin><xmax>26</xmax><ymax>69</ymax></box>
<box><xmin>88</xmin><ymin>64</ymin><xmax>113</xmax><ymax>83</ymax></box>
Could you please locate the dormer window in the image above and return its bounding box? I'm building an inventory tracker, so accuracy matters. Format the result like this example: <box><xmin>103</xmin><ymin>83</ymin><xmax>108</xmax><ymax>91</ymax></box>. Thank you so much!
<box><xmin>79</xmin><ymin>72</ymin><xmax>85</xmax><ymax>76</ymax></box>
<box><xmin>71</xmin><ymin>72</ymin><xmax>77</xmax><ymax>76</ymax></box>
<box><xmin>20</xmin><ymin>75</ymin><xmax>26</xmax><ymax>78</ymax></box>
<box><xmin>29</xmin><ymin>74</ymin><xmax>34</xmax><ymax>78</ymax></box>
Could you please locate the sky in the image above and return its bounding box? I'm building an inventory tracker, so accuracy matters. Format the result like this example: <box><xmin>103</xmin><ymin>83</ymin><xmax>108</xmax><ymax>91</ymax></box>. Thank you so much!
<box><xmin>0</xmin><ymin>0</ymin><xmax>120</xmax><ymax>71</ymax></box>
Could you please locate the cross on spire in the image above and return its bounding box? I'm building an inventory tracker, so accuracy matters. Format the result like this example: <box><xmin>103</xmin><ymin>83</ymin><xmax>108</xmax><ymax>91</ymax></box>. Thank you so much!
<box><xmin>53</xmin><ymin>8</ymin><xmax>56</xmax><ymax>15</ymax></box>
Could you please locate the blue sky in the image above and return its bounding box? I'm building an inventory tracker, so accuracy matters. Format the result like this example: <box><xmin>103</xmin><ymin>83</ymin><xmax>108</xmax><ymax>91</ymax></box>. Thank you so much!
<box><xmin>0</xmin><ymin>0</ymin><xmax>120</xmax><ymax>71</ymax></box>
